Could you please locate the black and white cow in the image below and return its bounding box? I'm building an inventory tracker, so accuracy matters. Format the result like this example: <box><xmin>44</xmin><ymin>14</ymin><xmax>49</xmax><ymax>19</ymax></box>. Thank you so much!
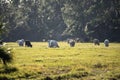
<box><xmin>93</xmin><ymin>39</ymin><xmax>100</xmax><ymax>46</ymax></box>
<box><xmin>104</xmin><ymin>39</ymin><xmax>109</xmax><ymax>47</ymax></box>
<box><xmin>48</xmin><ymin>40</ymin><xmax>59</xmax><ymax>48</ymax></box>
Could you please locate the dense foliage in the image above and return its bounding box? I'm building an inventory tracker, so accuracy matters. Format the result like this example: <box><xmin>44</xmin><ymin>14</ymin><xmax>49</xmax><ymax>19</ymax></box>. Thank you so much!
<box><xmin>0</xmin><ymin>0</ymin><xmax>120</xmax><ymax>42</ymax></box>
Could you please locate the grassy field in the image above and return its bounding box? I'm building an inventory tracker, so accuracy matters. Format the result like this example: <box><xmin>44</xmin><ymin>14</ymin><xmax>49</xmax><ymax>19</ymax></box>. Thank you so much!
<box><xmin>0</xmin><ymin>42</ymin><xmax>120</xmax><ymax>80</ymax></box>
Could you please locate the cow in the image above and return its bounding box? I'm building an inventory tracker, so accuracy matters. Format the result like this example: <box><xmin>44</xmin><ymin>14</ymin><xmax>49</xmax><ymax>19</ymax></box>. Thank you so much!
<box><xmin>48</xmin><ymin>40</ymin><xmax>59</xmax><ymax>48</ymax></box>
<box><xmin>17</xmin><ymin>39</ymin><xmax>25</xmax><ymax>46</ymax></box>
<box><xmin>67</xmin><ymin>39</ymin><xmax>75</xmax><ymax>47</ymax></box>
<box><xmin>25</xmin><ymin>40</ymin><xmax>32</xmax><ymax>47</ymax></box>
<box><xmin>104</xmin><ymin>39</ymin><xmax>109</xmax><ymax>47</ymax></box>
<box><xmin>93</xmin><ymin>39</ymin><xmax>100</xmax><ymax>45</ymax></box>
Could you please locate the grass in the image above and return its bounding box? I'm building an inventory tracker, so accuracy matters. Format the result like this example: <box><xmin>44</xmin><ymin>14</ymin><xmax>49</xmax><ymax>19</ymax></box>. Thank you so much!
<box><xmin>0</xmin><ymin>42</ymin><xmax>120</xmax><ymax>80</ymax></box>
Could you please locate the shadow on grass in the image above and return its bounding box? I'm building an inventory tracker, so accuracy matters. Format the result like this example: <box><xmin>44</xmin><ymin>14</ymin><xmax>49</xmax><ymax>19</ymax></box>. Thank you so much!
<box><xmin>0</xmin><ymin>67</ymin><xmax>18</xmax><ymax>80</ymax></box>
<box><xmin>0</xmin><ymin>76</ymin><xmax>10</xmax><ymax>80</ymax></box>
<box><xmin>93</xmin><ymin>63</ymin><xmax>107</xmax><ymax>68</ymax></box>
<box><xmin>41</xmin><ymin>71</ymin><xmax>89</xmax><ymax>80</ymax></box>
<box><xmin>0</xmin><ymin>66</ymin><xmax>18</xmax><ymax>74</ymax></box>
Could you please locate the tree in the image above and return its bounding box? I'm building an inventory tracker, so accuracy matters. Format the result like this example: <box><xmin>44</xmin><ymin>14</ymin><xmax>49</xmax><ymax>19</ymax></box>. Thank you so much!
<box><xmin>1</xmin><ymin>0</ymin><xmax>67</xmax><ymax>41</ymax></box>
<box><xmin>61</xmin><ymin>0</ymin><xmax>120</xmax><ymax>42</ymax></box>
<box><xmin>0</xmin><ymin>1</ymin><xmax>13</xmax><ymax>67</ymax></box>
<box><xmin>0</xmin><ymin>0</ymin><xmax>120</xmax><ymax>42</ymax></box>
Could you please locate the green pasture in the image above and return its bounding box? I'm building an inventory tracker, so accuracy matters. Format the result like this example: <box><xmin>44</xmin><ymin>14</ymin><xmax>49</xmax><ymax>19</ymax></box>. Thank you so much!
<box><xmin>0</xmin><ymin>42</ymin><xmax>120</xmax><ymax>80</ymax></box>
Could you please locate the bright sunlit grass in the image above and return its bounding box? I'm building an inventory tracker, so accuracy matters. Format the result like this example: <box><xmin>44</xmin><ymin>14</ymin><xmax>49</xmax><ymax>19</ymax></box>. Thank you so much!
<box><xmin>0</xmin><ymin>42</ymin><xmax>120</xmax><ymax>80</ymax></box>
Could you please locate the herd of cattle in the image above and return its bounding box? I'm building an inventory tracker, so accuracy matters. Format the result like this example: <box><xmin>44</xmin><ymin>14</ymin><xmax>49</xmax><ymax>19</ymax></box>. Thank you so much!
<box><xmin>0</xmin><ymin>38</ymin><xmax>109</xmax><ymax>48</ymax></box>
<box><xmin>93</xmin><ymin>39</ymin><xmax>109</xmax><ymax>47</ymax></box>
<box><xmin>16</xmin><ymin>39</ymin><xmax>32</xmax><ymax>47</ymax></box>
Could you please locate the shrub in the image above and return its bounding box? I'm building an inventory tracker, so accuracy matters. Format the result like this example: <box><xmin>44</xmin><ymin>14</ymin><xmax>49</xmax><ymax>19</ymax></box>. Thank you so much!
<box><xmin>0</xmin><ymin>47</ymin><xmax>13</xmax><ymax>66</ymax></box>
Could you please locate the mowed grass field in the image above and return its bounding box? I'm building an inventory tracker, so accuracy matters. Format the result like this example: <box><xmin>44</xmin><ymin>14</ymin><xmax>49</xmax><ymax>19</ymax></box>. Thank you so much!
<box><xmin>0</xmin><ymin>42</ymin><xmax>120</xmax><ymax>80</ymax></box>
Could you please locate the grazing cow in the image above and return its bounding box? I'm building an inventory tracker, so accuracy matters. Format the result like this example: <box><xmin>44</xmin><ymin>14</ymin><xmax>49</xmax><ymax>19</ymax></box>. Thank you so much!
<box><xmin>67</xmin><ymin>39</ymin><xmax>75</xmax><ymax>47</ymax></box>
<box><xmin>25</xmin><ymin>40</ymin><xmax>32</xmax><ymax>47</ymax></box>
<box><xmin>104</xmin><ymin>39</ymin><xmax>109</xmax><ymax>47</ymax></box>
<box><xmin>93</xmin><ymin>39</ymin><xmax>100</xmax><ymax>45</ymax></box>
<box><xmin>48</xmin><ymin>40</ymin><xmax>59</xmax><ymax>48</ymax></box>
<box><xmin>17</xmin><ymin>39</ymin><xmax>24</xmax><ymax>46</ymax></box>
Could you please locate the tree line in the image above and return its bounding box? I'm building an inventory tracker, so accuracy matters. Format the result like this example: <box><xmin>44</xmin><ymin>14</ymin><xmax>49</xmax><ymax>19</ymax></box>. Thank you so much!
<box><xmin>0</xmin><ymin>0</ymin><xmax>120</xmax><ymax>42</ymax></box>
